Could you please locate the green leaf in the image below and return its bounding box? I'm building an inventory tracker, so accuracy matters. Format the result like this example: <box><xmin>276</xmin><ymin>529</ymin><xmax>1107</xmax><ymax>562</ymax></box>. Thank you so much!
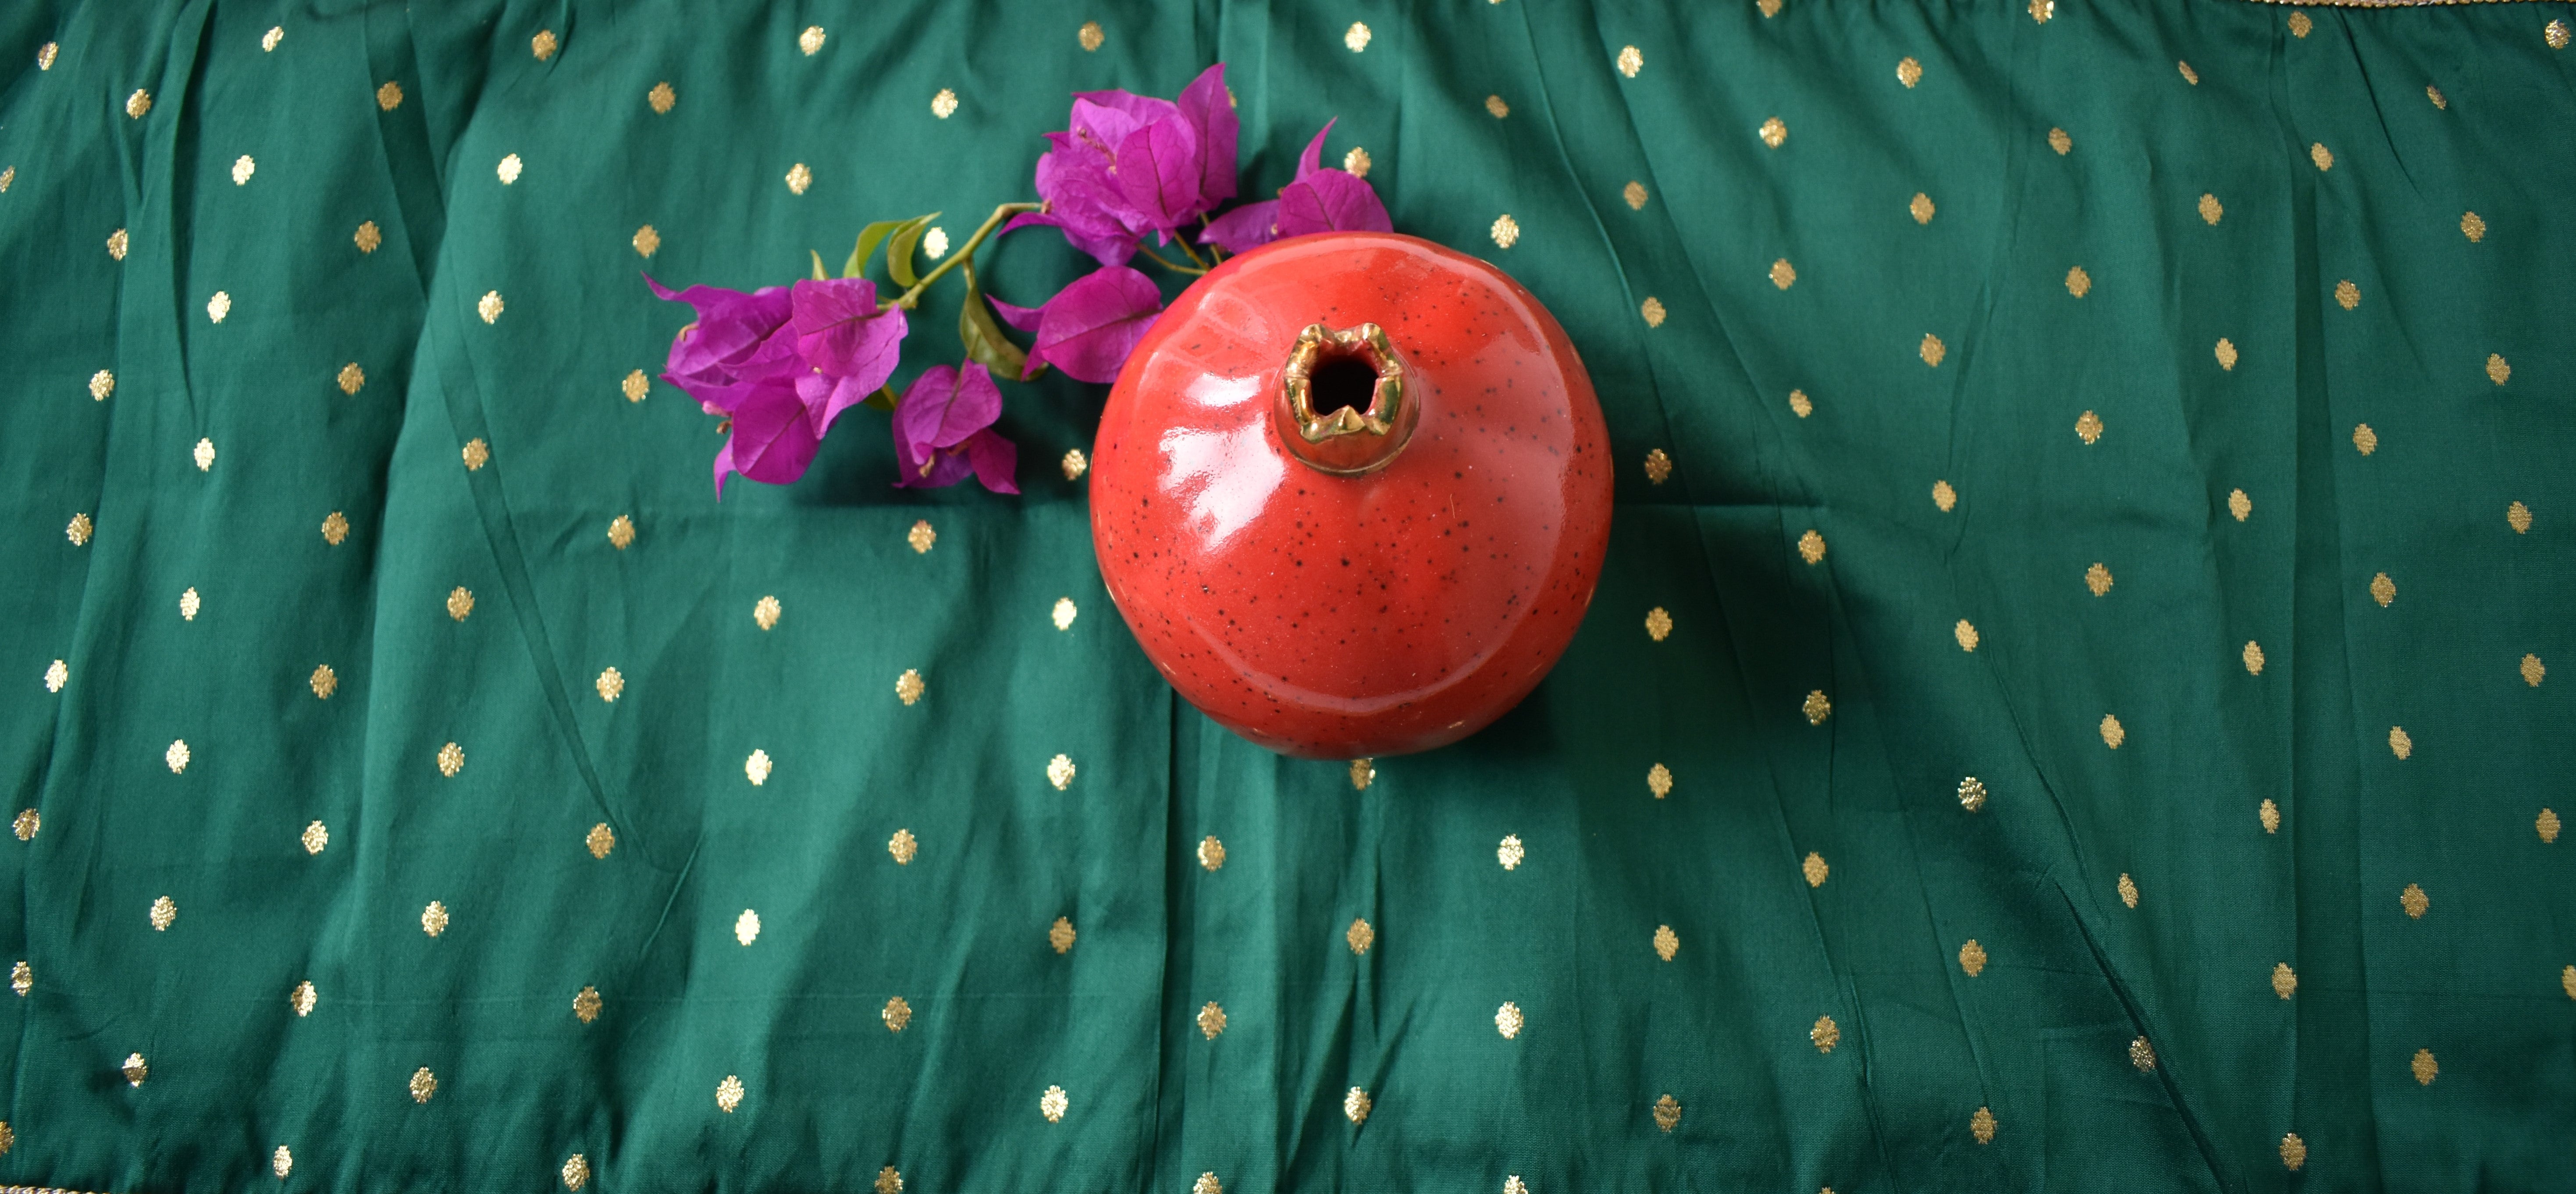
<box><xmin>842</xmin><ymin>219</ymin><xmax>905</xmax><ymax>279</ymax></box>
<box><xmin>886</xmin><ymin>213</ymin><xmax>940</xmax><ymax>288</ymax></box>
<box><xmin>958</xmin><ymin>271</ymin><xmax>1034</xmax><ymax>382</ymax></box>
<box><xmin>810</xmin><ymin>249</ymin><xmax>829</xmax><ymax>282</ymax></box>
<box><xmin>862</xmin><ymin>384</ymin><xmax>900</xmax><ymax>413</ymax></box>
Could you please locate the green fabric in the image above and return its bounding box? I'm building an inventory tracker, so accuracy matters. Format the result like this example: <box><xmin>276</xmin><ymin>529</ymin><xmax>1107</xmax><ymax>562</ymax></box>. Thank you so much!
<box><xmin>3</xmin><ymin>0</ymin><xmax>2572</xmax><ymax>1190</ymax></box>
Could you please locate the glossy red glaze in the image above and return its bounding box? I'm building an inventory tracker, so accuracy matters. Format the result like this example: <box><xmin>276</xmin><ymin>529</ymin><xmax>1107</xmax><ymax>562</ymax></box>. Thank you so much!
<box><xmin>1090</xmin><ymin>232</ymin><xmax>1612</xmax><ymax>758</ymax></box>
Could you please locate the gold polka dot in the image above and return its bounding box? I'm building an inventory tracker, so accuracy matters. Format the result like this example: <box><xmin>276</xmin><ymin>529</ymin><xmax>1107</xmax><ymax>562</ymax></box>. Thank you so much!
<box><xmin>1486</xmin><ymin>94</ymin><xmax>1511</xmax><ymax>118</ymax></box>
<box><xmin>623</xmin><ymin>369</ymin><xmax>651</xmax><ymax>402</ymax></box>
<box><xmin>12</xmin><ymin>810</ymin><xmax>36</xmax><ymax>842</ymax></box>
<box><xmin>1497</xmin><ymin>834</ymin><xmax>1525</xmax><ymax>870</ymax></box>
<box><xmin>1896</xmin><ymin>57</ymin><xmax>1922</xmax><ymax>88</ymax></box>
<box><xmin>1910</xmin><ymin>192</ymin><xmax>1935</xmax><ymax>224</ymax></box>
<box><xmin>606</xmin><ymin>515</ymin><xmax>635</xmax><ymax>549</ymax></box>
<box><xmin>647</xmin><ymin>81</ymin><xmax>675</xmax><ymax>114</ymax></box>
<box><xmin>1647</xmin><ymin>762</ymin><xmax>1672</xmax><ymax>799</ymax></box>
<box><xmin>437</xmin><ymin>741</ymin><xmax>464</xmax><ymax>778</ymax></box>
<box><xmin>2400</xmin><ymin>882</ymin><xmax>2428</xmax><ymax>918</ymax></box>
<box><xmin>2243</xmin><ymin>641</ymin><xmax>2265</xmax><ymax>675</ymax></box>
<box><xmin>595</xmin><ymin>666</ymin><xmax>623</xmax><ymax>702</ymax></box>
<box><xmin>2118</xmin><ymin>873</ymin><xmax>2139</xmax><ymax>908</ymax></box>
<box><xmin>39</xmin><ymin>41</ymin><xmax>60</xmax><ymax>68</ymax></box>
<box><xmin>331</xmin><ymin>361</ymin><xmax>366</xmax><ymax>394</ymax></box>
<box><xmin>2199</xmin><ymin>193</ymin><xmax>2224</xmax><ymax>225</ymax></box>
<box><xmin>1345</xmin><ymin>917</ymin><xmax>1373</xmax><ymax>954</ymax></box>
<box><xmin>421</xmin><ymin>900</ymin><xmax>449</xmax><ymax>937</ymax></box>
<box><xmin>715</xmin><ymin>1075</ymin><xmax>744</xmax><ymax>1112</ymax></box>
<box><xmin>126</xmin><ymin>89</ymin><xmax>153</xmax><ymax>119</ymax></box>
<box><xmin>1920</xmin><ymin>334</ymin><xmax>1946</xmax><ymax>367</ymax></box>
<box><xmin>2521</xmin><ymin>654</ymin><xmax>2544</xmax><ymax>686</ymax></box>
<box><xmin>2066</xmin><ymin>265</ymin><xmax>2092</xmax><ymax>297</ymax></box>
<box><xmin>785</xmin><ymin>163</ymin><xmax>812</xmax><ymax>195</ymax></box>
<box><xmin>2099</xmin><ymin>713</ymin><xmax>2126</xmax><ymax>749</ymax></box>
<box><xmin>2507</xmin><ymin>501</ymin><xmax>2532</xmax><ymax>533</ymax></box>
<box><xmin>375</xmin><ymin>81</ymin><xmax>403</xmax><ymax>112</ymax></box>
<box><xmin>2229</xmin><ymin>488</ymin><xmax>2252</xmax><ymax>521</ymax></box>
<box><xmin>1343</xmin><ymin>22</ymin><xmax>1371</xmax><ymax>52</ymax></box>
<box><xmin>447</xmin><ymin>586</ymin><xmax>475</xmax><ymax>620</ymax></box>
<box><xmin>1045</xmin><ymin>1084</ymin><xmax>1073</xmax><ymax>1123</ymax></box>
<box><xmin>2550</xmin><ymin>18</ymin><xmax>2572</xmax><ymax>50</ymax></box>
<box><xmin>2462</xmin><ymin>211</ymin><xmax>2485</xmax><ymax>242</ymax></box>
<box><xmin>1053</xmin><ymin>917</ymin><xmax>1078</xmax><ymax>954</ymax></box>
<box><xmin>1622</xmin><ymin>180</ymin><xmax>1647</xmax><ymax>209</ymax></box>
<box><xmin>290</xmin><ymin>978</ymin><xmax>315</xmax><ymax>1016</ymax></box>
<box><xmin>2388</xmin><ymin>726</ymin><xmax>2412</xmax><ymax>759</ymax></box>
<box><xmin>497</xmin><ymin>153</ymin><xmax>523</xmax><ymax>184</ymax></box>
<box><xmin>2085</xmin><ymin>562</ymin><xmax>2113</xmax><ymax>597</ymax></box>
<box><xmin>207</xmin><ymin>291</ymin><xmax>232</xmax><ymax>324</ymax></box>
<box><xmin>2270</xmin><ymin>961</ymin><xmax>2298</xmax><ymax>999</ymax></box>
<box><xmin>1341</xmin><ymin>146</ymin><xmax>1372</xmax><ymax>178</ymax></box>
<box><xmin>2030</xmin><ymin>0</ymin><xmax>2054</xmax><ymax>22</ymax></box>
<box><xmin>2288</xmin><ymin>11</ymin><xmax>2313</xmax><ymax>37</ymax></box>
<box><xmin>2562</xmin><ymin>965</ymin><xmax>2576</xmax><ymax>999</ymax></box>
<box><xmin>2048</xmin><ymin>127</ymin><xmax>2072</xmax><ymax>154</ymax></box>
<box><xmin>1059</xmin><ymin>447</ymin><xmax>1090</xmax><ymax>480</ymax></box>
<box><xmin>1957</xmin><ymin>776</ymin><xmax>1987</xmax><ymax>812</ymax></box>
<box><xmin>1797</xmin><ymin>529</ymin><xmax>1825</xmax><ymax>564</ymax></box>
<box><xmin>907</xmin><ymin>519</ymin><xmax>936</xmax><ymax>553</ymax></box>
<box><xmin>230</xmin><ymin>155</ymin><xmax>256</xmax><ymax>185</ymax></box>
<box><xmin>895</xmin><ymin>668</ymin><xmax>926</xmax><ymax>706</ymax></box>
<box><xmin>2486</xmin><ymin>353</ymin><xmax>2511</xmax><ymax>386</ymax></box>
<box><xmin>1078</xmin><ymin>21</ymin><xmax>1105</xmax><ymax>52</ymax></box>
<box><xmin>108</xmin><ymin>227</ymin><xmax>129</xmax><ymax>259</ymax></box>
<box><xmin>2309</xmin><ymin>142</ymin><xmax>2333</xmax><ymax>172</ymax></box>
<box><xmin>1758</xmin><ymin>117</ymin><xmax>1787</xmax><ymax>149</ymax></box>
<box><xmin>2370</xmin><ymin>572</ymin><xmax>2395</xmax><ymax>607</ymax></box>
<box><xmin>2215</xmin><ymin>338</ymin><xmax>2239</xmax><ymax>370</ymax></box>
<box><xmin>878</xmin><ymin>1169</ymin><xmax>905</xmax><ymax>1194</ymax></box>
<box><xmin>477</xmin><ymin>291</ymin><xmax>503</xmax><ymax>323</ymax></box>
<box><xmin>179</xmin><ymin>586</ymin><xmax>201</xmax><ymax>621</ymax></box>
<box><xmin>43</xmin><ymin>661</ymin><xmax>66</xmax><ymax>694</ymax></box>
<box><xmin>311</xmin><ymin>663</ymin><xmax>338</xmax><ymax>699</ymax></box>
<box><xmin>1971</xmin><ymin>1106</ymin><xmax>1997</xmax><ymax>1144</ymax></box>
<box><xmin>1802</xmin><ymin>690</ymin><xmax>1832</xmax><ymax>725</ymax></box>
<box><xmin>355</xmin><ymin>221</ymin><xmax>381</xmax><ymax>253</ymax></box>
<box><xmin>1770</xmin><ymin>259</ymin><xmax>1796</xmax><ymax>289</ymax></box>
<box><xmin>632</xmin><ymin>225</ymin><xmax>660</xmax><ymax>258</ymax></box>
<box><xmin>586</xmin><ymin>823</ymin><xmax>614</xmax><ymax>858</ymax></box>
<box><xmin>2177</xmin><ymin>60</ymin><xmax>2199</xmax><ymax>85</ymax></box>
<box><xmin>2427</xmin><ymin>85</ymin><xmax>2446</xmax><ymax>110</ymax></box>
<box><xmin>562</xmin><ymin>1153</ymin><xmax>589</xmax><ymax>1190</ymax></box>
<box><xmin>1348</xmin><ymin>758</ymin><xmax>1375</xmax><ymax>791</ymax></box>
<box><xmin>1954</xmin><ymin>620</ymin><xmax>1980</xmax><ymax>652</ymax></box>
<box><xmin>2411</xmin><ymin>1048</ymin><xmax>2437</xmax><ymax>1085</ymax></box>
<box><xmin>462</xmin><ymin>438</ymin><xmax>490</xmax><ymax>470</ymax></box>
<box><xmin>1047</xmin><ymin>753</ymin><xmax>1076</xmax><ymax>790</ymax></box>
<box><xmin>1789</xmin><ymin>388</ymin><xmax>1814</xmax><ymax>417</ymax></box>
<box><xmin>1802</xmin><ymin>852</ymin><xmax>1829</xmax><ymax>887</ymax></box>
<box><xmin>65</xmin><ymin>512</ymin><xmax>92</xmax><ymax>546</ymax></box>
<box><xmin>1491</xmin><ymin>213</ymin><xmax>1520</xmax><ymax>249</ymax></box>
<box><xmin>1760</xmin><ymin>0</ymin><xmax>1782</xmax><ymax>15</ymax></box>
<box><xmin>2353</xmin><ymin>423</ymin><xmax>2378</xmax><ymax>455</ymax></box>
<box><xmin>2261</xmin><ymin>799</ymin><xmax>2282</xmax><ymax>834</ymax></box>
<box><xmin>2331</xmin><ymin>279</ymin><xmax>2359</xmax><ymax>310</ymax></box>
<box><xmin>118</xmin><ymin>1052</ymin><xmax>150</xmax><ymax>1087</ymax></box>
<box><xmin>149</xmin><ymin>894</ymin><xmax>178</xmax><ymax>929</ymax></box>
<box><xmin>1198</xmin><ymin>1001</ymin><xmax>1227</xmax><ymax>1038</ymax></box>
<box><xmin>1645</xmin><ymin>606</ymin><xmax>1672</xmax><ymax>642</ymax></box>
<box><xmin>1616</xmin><ymin>45</ymin><xmax>1643</xmax><ymax>77</ymax></box>
<box><xmin>754</xmin><ymin>595</ymin><xmax>781</xmax><ymax>629</ymax></box>
<box><xmin>1494</xmin><ymin>1001</ymin><xmax>1524</xmax><ymax>1038</ymax></box>
<box><xmin>735</xmin><ymin>909</ymin><xmax>760</xmax><ymax>945</ymax></box>
<box><xmin>2280</xmin><ymin>1133</ymin><xmax>2307</xmax><ymax>1171</ymax></box>
<box><xmin>1803</xmin><ymin>1015</ymin><xmax>1840</xmax><ymax>1055</ymax></box>
<box><xmin>1642</xmin><ymin>448</ymin><xmax>1672</xmax><ymax>484</ymax></box>
<box><xmin>573</xmin><ymin>985</ymin><xmax>602</xmax><ymax>1023</ymax></box>
<box><xmin>531</xmin><ymin>30</ymin><xmax>558</xmax><ymax>60</ymax></box>
<box><xmin>320</xmin><ymin>510</ymin><xmax>350</xmax><ymax>545</ymax></box>
<box><xmin>1640</xmin><ymin>296</ymin><xmax>1665</xmax><ymax>327</ymax></box>
<box><xmin>1960</xmin><ymin>939</ymin><xmax>1987</xmax><ymax>975</ymax></box>
<box><xmin>800</xmin><ymin>26</ymin><xmax>826</xmax><ymax>55</ymax></box>
<box><xmin>1932</xmin><ymin>480</ymin><xmax>1957</xmax><ymax>512</ymax></box>
<box><xmin>745</xmin><ymin>749</ymin><xmax>772</xmax><ymax>785</ymax></box>
<box><xmin>299</xmin><ymin>819</ymin><xmax>330</xmax><ymax>854</ymax></box>
<box><xmin>191</xmin><ymin>436</ymin><xmax>217</xmax><ymax>471</ymax></box>
<box><xmin>1653</xmin><ymin>924</ymin><xmax>1678</xmax><ymax>961</ymax></box>
<box><xmin>889</xmin><ymin>828</ymin><xmax>918</xmax><ymax>864</ymax></box>
<box><xmin>1200</xmin><ymin>835</ymin><xmax>1228</xmax><ymax>871</ymax></box>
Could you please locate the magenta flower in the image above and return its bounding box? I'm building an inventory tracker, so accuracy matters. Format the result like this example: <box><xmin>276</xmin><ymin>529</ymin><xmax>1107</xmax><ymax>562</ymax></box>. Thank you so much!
<box><xmin>789</xmin><ymin>277</ymin><xmax>908</xmax><ymax>437</ymax></box>
<box><xmin>893</xmin><ymin>364</ymin><xmax>1018</xmax><ymax>493</ymax></box>
<box><xmin>1028</xmin><ymin>266</ymin><xmax>1166</xmax><ymax>384</ymax></box>
<box><xmin>707</xmin><ymin>364</ymin><xmax>821</xmax><ymax>498</ymax></box>
<box><xmin>1199</xmin><ymin>119</ymin><xmax>1390</xmax><ymax>253</ymax></box>
<box><xmin>1007</xmin><ymin>64</ymin><xmax>1239</xmax><ymax>264</ymax></box>
<box><xmin>646</xmin><ymin>276</ymin><xmax>795</xmax><ymax>405</ymax></box>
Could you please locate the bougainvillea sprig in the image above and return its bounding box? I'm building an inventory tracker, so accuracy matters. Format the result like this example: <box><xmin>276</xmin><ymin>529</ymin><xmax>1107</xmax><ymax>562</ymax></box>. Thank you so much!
<box><xmin>649</xmin><ymin>63</ymin><xmax>1389</xmax><ymax>496</ymax></box>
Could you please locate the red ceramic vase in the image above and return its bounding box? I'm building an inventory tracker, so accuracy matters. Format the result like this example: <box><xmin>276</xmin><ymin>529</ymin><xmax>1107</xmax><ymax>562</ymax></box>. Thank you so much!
<box><xmin>1090</xmin><ymin>232</ymin><xmax>1612</xmax><ymax>759</ymax></box>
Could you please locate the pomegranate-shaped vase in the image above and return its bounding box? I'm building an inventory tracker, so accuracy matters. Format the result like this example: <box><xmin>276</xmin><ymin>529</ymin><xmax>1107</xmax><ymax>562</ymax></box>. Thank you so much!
<box><xmin>1091</xmin><ymin>232</ymin><xmax>1612</xmax><ymax>758</ymax></box>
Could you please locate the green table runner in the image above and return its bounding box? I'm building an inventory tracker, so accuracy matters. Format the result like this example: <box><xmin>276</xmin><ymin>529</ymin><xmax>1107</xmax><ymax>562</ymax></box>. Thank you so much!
<box><xmin>3</xmin><ymin>1</ymin><xmax>2570</xmax><ymax>1190</ymax></box>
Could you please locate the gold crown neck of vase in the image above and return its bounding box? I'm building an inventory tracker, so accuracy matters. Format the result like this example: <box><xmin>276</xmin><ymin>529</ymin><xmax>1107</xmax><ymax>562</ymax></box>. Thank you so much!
<box><xmin>1276</xmin><ymin>322</ymin><xmax>1418</xmax><ymax>476</ymax></box>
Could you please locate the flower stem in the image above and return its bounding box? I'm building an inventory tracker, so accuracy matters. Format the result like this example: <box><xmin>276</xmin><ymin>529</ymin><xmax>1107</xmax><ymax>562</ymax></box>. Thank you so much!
<box><xmin>1135</xmin><ymin>243</ymin><xmax>1207</xmax><ymax>277</ymax></box>
<box><xmin>1174</xmin><ymin>236</ymin><xmax>1210</xmax><ymax>270</ymax></box>
<box><xmin>885</xmin><ymin>201</ymin><xmax>1044</xmax><ymax>310</ymax></box>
